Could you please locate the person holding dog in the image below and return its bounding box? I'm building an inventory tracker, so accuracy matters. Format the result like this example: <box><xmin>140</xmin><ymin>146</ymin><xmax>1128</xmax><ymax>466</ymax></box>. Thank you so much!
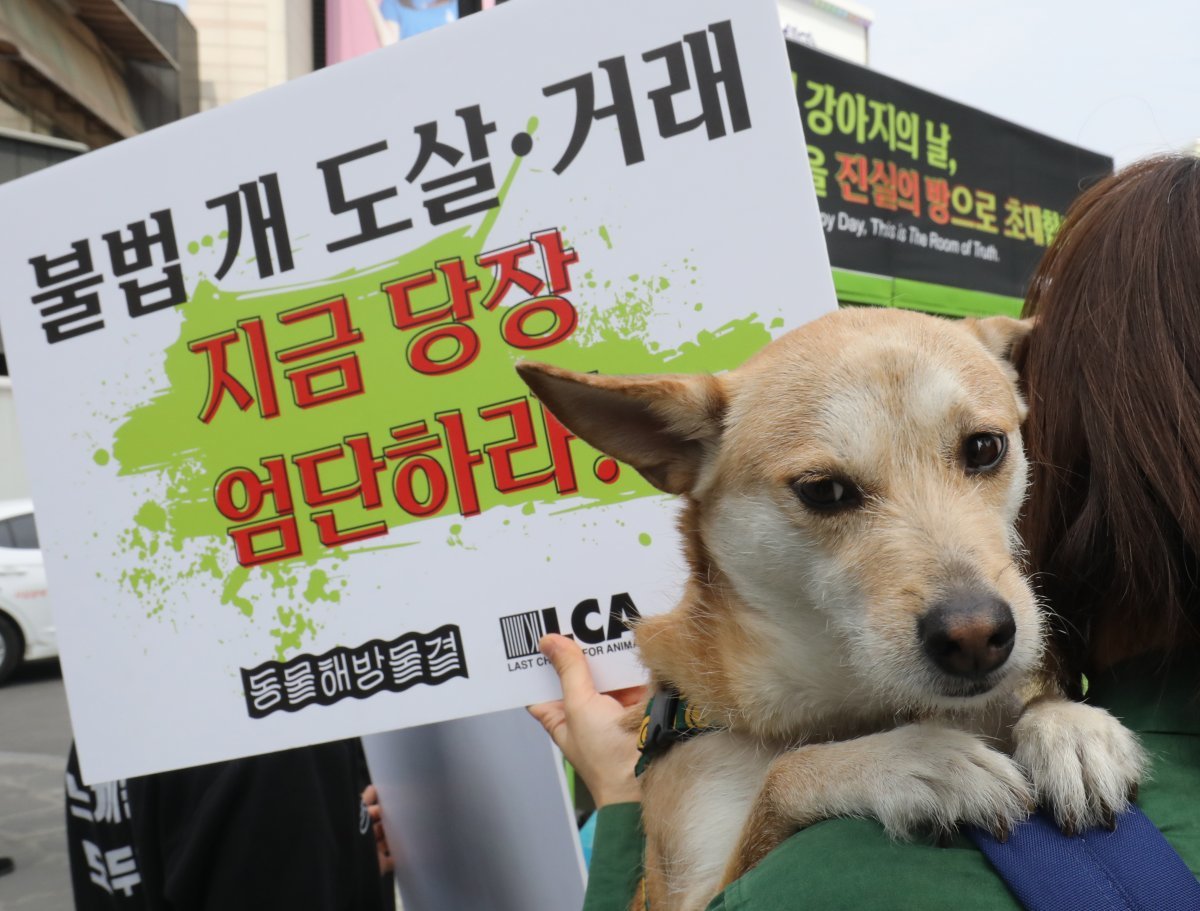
<box><xmin>530</xmin><ymin>152</ymin><xmax>1200</xmax><ymax>910</ymax></box>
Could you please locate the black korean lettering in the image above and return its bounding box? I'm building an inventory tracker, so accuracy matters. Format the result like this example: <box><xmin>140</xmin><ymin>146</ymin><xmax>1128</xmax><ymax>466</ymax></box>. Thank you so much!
<box><xmin>31</xmin><ymin>240</ymin><xmax>92</xmax><ymax>286</ymax></box>
<box><xmin>542</xmin><ymin>57</ymin><xmax>645</xmax><ymax>175</ymax></box>
<box><xmin>206</xmin><ymin>174</ymin><xmax>295</xmax><ymax>281</ymax></box>
<box><xmin>102</xmin><ymin>209</ymin><xmax>187</xmax><ymax>318</ymax></box>
<box><xmin>642</xmin><ymin>20</ymin><xmax>751</xmax><ymax>141</ymax></box>
<box><xmin>422</xmin><ymin>165</ymin><xmax>498</xmax><ymax>225</ymax></box>
<box><xmin>119</xmin><ymin>264</ymin><xmax>185</xmax><ymax>318</ymax></box>
<box><xmin>405</xmin><ymin>105</ymin><xmax>497</xmax><ymax>183</ymax></box>
<box><xmin>404</xmin><ymin>105</ymin><xmax>500</xmax><ymax>225</ymax></box>
<box><xmin>317</xmin><ymin>141</ymin><xmax>412</xmax><ymax>253</ymax></box>
<box><xmin>29</xmin><ymin>240</ymin><xmax>104</xmax><ymax>343</ymax></box>
<box><xmin>103</xmin><ymin>210</ymin><xmax>177</xmax><ymax>274</ymax></box>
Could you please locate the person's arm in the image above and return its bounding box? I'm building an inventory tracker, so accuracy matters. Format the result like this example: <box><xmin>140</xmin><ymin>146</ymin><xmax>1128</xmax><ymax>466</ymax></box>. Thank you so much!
<box><xmin>529</xmin><ymin>634</ymin><xmax>647</xmax><ymax>911</ymax></box>
<box><xmin>584</xmin><ymin>802</ymin><xmax>645</xmax><ymax>911</ymax></box>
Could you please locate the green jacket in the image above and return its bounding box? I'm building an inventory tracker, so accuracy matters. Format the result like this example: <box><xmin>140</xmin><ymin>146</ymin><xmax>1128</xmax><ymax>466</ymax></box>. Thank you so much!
<box><xmin>585</xmin><ymin>658</ymin><xmax>1200</xmax><ymax>911</ymax></box>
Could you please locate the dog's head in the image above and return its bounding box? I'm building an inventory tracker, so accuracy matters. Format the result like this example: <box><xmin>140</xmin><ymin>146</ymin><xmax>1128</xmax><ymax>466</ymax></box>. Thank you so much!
<box><xmin>518</xmin><ymin>308</ymin><xmax>1040</xmax><ymax>734</ymax></box>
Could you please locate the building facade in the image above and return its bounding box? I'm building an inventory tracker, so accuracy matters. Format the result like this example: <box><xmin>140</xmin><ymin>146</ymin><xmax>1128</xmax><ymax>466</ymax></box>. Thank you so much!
<box><xmin>0</xmin><ymin>0</ymin><xmax>198</xmax><ymax>161</ymax></box>
<box><xmin>0</xmin><ymin>0</ymin><xmax>199</xmax><ymax>373</ymax></box>
<box><xmin>187</xmin><ymin>0</ymin><xmax>872</xmax><ymax>105</ymax></box>
<box><xmin>188</xmin><ymin>0</ymin><xmax>313</xmax><ymax>111</ymax></box>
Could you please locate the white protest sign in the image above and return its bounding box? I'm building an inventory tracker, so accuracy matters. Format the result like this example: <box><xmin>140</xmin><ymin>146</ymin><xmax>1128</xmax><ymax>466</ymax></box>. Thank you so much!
<box><xmin>0</xmin><ymin>0</ymin><xmax>836</xmax><ymax>782</ymax></box>
<box><xmin>363</xmin><ymin>713</ymin><xmax>586</xmax><ymax>911</ymax></box>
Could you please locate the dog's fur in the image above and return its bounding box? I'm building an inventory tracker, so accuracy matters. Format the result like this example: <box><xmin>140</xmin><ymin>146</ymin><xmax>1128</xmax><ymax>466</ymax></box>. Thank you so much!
<box><xmin>518</xmin><ymin>307</ymin><xmax>1145</xmax><ymax>911</ymax></box>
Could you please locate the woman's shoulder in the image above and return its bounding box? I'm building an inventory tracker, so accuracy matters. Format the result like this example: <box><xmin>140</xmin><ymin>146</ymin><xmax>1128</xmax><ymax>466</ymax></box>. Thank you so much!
<box><xmin>710</xmin><ymin>818</ymin><xmax>1021</xmax><ymax>911</ymax></box>
<box><xmin>712</xmin><ymin>721</ymin><xmax>1200</xmax><ymax>911</ymax></box>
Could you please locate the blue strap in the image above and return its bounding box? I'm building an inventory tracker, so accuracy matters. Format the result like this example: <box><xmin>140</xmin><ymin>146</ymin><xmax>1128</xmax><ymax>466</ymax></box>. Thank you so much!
<box><xmin>968</xmin><ymin>808</ymin><xmax>1200</xmax><ymax>911</ymax></box>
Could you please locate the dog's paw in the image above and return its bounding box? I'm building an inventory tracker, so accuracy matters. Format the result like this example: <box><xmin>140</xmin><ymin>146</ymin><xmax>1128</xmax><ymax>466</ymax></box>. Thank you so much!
<box><xmin>869</xmin><ymin>724</ymin><xmax>1033</xmax><ymax>841</ymax></box>
<box><xmin>1012</xmin><ymin>698</ymin><xmax>1147</xmax><ymax>834</ymax></box>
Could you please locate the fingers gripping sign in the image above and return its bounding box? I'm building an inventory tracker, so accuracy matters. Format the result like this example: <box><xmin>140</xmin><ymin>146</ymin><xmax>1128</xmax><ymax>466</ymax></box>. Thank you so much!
<box><xmin>527</xmin><ymin>634</ymin><xmax>647</xmax><ymax>807</ymax></box>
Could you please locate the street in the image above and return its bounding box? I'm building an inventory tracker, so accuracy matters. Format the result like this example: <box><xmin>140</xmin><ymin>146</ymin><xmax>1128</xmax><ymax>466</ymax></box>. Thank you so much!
<box><xmin>0</xmin><ymin>659</ymin><xmax>72</xmax><ymax>911</ymax></box>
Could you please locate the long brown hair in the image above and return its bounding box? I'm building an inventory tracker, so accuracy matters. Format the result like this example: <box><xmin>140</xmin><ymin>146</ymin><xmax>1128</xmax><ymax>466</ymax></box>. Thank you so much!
<box><xmin>1019</xmin><ymin>154</ymin><xmax>1200</xmax><ymax>675</ymax></box>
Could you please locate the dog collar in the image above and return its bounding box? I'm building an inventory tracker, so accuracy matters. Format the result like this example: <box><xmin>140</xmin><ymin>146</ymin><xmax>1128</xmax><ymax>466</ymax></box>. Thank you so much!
<box><xmin>635</xmin><ymin>687</ymin><xmax>718</xmax><ymax>777</ymax></box>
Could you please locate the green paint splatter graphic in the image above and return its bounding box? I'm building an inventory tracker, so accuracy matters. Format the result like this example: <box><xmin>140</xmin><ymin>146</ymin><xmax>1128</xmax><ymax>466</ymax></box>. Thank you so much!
<box><xmin>270</xmin><ymin>606</ymin><xmax>317</xmax><ymax>655</ymax></box>
<box><xmin>135</xmin><ymin>502</ymin><xmax>167</xmax><ymax>532</ymax></box>
<box><xmin>303</xmin><ymin>569</ymin><xmax>341</xmax><ymax>605</ymax></box>
<box><xmin>104</xmin><ymin>153</ymin><xmax>772</xmax><ymax>658</ymax></box>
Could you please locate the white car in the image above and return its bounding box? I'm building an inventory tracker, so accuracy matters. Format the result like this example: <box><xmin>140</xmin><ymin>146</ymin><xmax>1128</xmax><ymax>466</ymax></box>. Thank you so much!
<box><xmin>0</xmin><ymin>499</ymin><xmax>54</xmax><ymax>684</ymax></box>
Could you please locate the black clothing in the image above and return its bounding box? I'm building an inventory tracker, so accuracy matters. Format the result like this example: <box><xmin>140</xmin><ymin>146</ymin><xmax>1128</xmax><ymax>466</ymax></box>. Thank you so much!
<box><xmin>66</xmin><ymin>740</ymin><xmax>385</xmax><ymax>911</ymax></box>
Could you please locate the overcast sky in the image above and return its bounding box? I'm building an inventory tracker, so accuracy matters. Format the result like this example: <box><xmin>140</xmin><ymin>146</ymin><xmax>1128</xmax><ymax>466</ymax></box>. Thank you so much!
<box><xmin>862</xmin><ymin>0</ymin><xmax>1199</xmax><ymax>166</ymax></box>
<box><xmin>160</xmin><ymin>0</ymin><xmax>1196</xmax><ymax>166</ymax></box>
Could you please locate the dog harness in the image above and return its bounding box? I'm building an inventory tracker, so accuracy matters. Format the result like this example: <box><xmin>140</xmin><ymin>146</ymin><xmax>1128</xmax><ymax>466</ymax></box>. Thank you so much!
<box><xmin>635</xmin><ymin>687</ymin><xmax>719</xmax><ymax>776</ymax></box>
<box><xmin>634</xmin><ymin>688</ymin><xmax>720</xmax><ymax>910</ymax></box>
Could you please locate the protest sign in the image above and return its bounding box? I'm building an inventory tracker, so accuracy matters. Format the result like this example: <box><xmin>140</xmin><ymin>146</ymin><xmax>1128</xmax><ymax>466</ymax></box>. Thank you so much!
<box><xmin>363</xmin><ymin>713</ymin><xmax>586</xmax><ymax>911</ymax></box>
<box><xmin>0</xmin><ymin>0</ymin><xmax>836</xmax><ymax>782</ymax></box>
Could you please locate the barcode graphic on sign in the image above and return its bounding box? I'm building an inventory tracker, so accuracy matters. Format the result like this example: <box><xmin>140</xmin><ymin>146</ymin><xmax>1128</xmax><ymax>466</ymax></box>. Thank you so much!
<box><xmin>499</xmin><ymin>610</ymin><xmax>545</xmax><ymax>660</ymax></box>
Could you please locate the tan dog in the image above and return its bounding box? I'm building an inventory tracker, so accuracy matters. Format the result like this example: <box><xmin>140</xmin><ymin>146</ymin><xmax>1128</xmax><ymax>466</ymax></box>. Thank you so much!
<box><xmin>519</xmin><ymin>307</ymin><xmax>1145</xmax><ymax>911</ymax></box>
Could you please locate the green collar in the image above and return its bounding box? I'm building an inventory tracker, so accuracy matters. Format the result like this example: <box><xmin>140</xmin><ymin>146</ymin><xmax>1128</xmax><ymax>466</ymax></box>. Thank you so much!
<box><xmin>1085</xmin><ymin>652</ymin><xmax>1200</xmax><ymax>736</ymax></box>
<box><xmin>635</xmin><ymin>688</ymin><xmax>720</xmax><ymax>777</ymax></box>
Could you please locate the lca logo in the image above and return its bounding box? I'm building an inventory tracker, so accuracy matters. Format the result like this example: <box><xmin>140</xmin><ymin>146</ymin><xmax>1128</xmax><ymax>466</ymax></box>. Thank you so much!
<box><xmin>499</xmin><ymin>593</ymin><xmax>641</xmax><ymax>668</ymax></box>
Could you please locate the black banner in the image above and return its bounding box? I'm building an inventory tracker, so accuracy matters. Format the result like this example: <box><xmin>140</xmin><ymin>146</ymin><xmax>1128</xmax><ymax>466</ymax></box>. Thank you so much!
<box><xmin>789</xmin><ymin>42</ymin><xmax>1112</xmax><ymax>300</ymax></box>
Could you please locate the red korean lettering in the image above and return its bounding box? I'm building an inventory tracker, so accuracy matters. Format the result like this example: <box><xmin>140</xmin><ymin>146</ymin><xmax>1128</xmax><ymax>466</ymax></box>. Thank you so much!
<box><xmin>383</xmin><ymin>260</ymin><xmax>483</xmax><ymax>376</ymax></box>
<box><xmin>480</xmin><ymin>398</ymin><xmax>554</xmax><ymax>494</ymax></box>
<box><xmin>293</xmin><ymin>434</ymin><xmax>388</xmax><ymax>547</ymax></box>
<box><xmin>868</xmin><ymin>159</ymin><xmax>898</xmax><ymax>211</ymax></box>
<box><xmin>895</xmin><ymin>168</ymin><xmax>921</xmax><ymax>217</ymax></box>
<box><xmin>500</xmin><ymin>295</ymin><xmax>578</xmax><ymax>351</ymax></box>
<box><xmin>532</xmin><ymin>229</ymin><xmax>579</xmax><ymax>294</ymax></box>
<box><xmin>406</xmin><ymin>322</ymin><xmax>480</xmax><ymax>375</ymax></box>
<box><xmin>834</xmin><ymin>152</ymin><xmax>869</xmax><ymax>205</ymax></box>
<box><xmin>433</xmin><ymin>411</ymin><xmax>483</xmax><ymax>516</ymax></box>
<box><xmin>381</xmin><ymin>259</ymin><xmax>479</xmax><ymax>329</ymax></box>
<box><xmin>214</xmin><ymin>456</ymin><xmax>300</xmax><ymax>566</ymax></box>
<box><xmin>925</xmin><ymin>177</ymin><xmax>951</xmax><ymax>225</ymax></box>
<box><xmin>188</xmin><ymin>318</ymin><xmax>279</xmax><ymax>423</ymax></box>
<box><xmin>385</xmin><ymin>422</ymin><xmax>449</xmax><ymax>517</ymax></box>
<box><xmin>276</xmin><ymin>296</ymin><xmax>365</xmax><ymax>409</ymax></box>
<box><xmin>479</xmin><ymin>398</ymin><xmax>580</xmax><ymax>497</ymax></box>
<box><xmin>476</xmin><ymin>239</ymin><xmax>544</xmax><ymax>311</ymax></box>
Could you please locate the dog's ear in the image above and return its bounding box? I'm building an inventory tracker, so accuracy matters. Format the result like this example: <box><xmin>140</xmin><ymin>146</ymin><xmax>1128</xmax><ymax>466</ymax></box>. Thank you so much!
<box><xmin>964</xmin><ymin>315</ymin><xmax>1035</xmax><ymax>365</ymax></box>
<box><xmin>515</xmin><ymin>362</ymin><xmax>725</xmax><ymax>495</ymax></box>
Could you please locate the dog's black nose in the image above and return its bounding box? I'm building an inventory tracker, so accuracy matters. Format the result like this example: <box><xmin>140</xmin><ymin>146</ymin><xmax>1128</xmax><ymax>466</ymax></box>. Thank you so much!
<box><xmin>918</xmin><ymin>591</ymin><xmax>1016</xmax><ymax>679</ymax></box>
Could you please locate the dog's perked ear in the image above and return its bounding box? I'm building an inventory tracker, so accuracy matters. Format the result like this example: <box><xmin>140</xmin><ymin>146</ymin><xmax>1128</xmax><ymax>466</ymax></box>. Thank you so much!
<box><xmin>963</xmin><ymin>315</ymin><xmax>1036</xmax><ymax>366</ymax></box>
<box><xmin>515</xmin><ymin>362</ymin><xmax>725</xmax><ymax>495</ymax></box>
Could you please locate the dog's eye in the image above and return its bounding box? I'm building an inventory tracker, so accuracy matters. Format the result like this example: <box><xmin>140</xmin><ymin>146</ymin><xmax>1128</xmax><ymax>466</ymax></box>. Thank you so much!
<box><xmin>963</xmin><ymin>432</ymin><xmax>1007</xmax><ymax>474</ymax></box>
<box><xmin>792</xmin><ymin>477</ymin><xmax>862</xmax><ymax>512</ymax></box>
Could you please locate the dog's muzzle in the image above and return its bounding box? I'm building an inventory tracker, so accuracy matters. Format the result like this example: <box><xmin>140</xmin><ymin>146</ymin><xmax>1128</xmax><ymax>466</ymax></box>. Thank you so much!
<box><xmin>917</xmin><ymin>589</ymin><xmax>1016</xmax><ymax>688</ymax></box>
